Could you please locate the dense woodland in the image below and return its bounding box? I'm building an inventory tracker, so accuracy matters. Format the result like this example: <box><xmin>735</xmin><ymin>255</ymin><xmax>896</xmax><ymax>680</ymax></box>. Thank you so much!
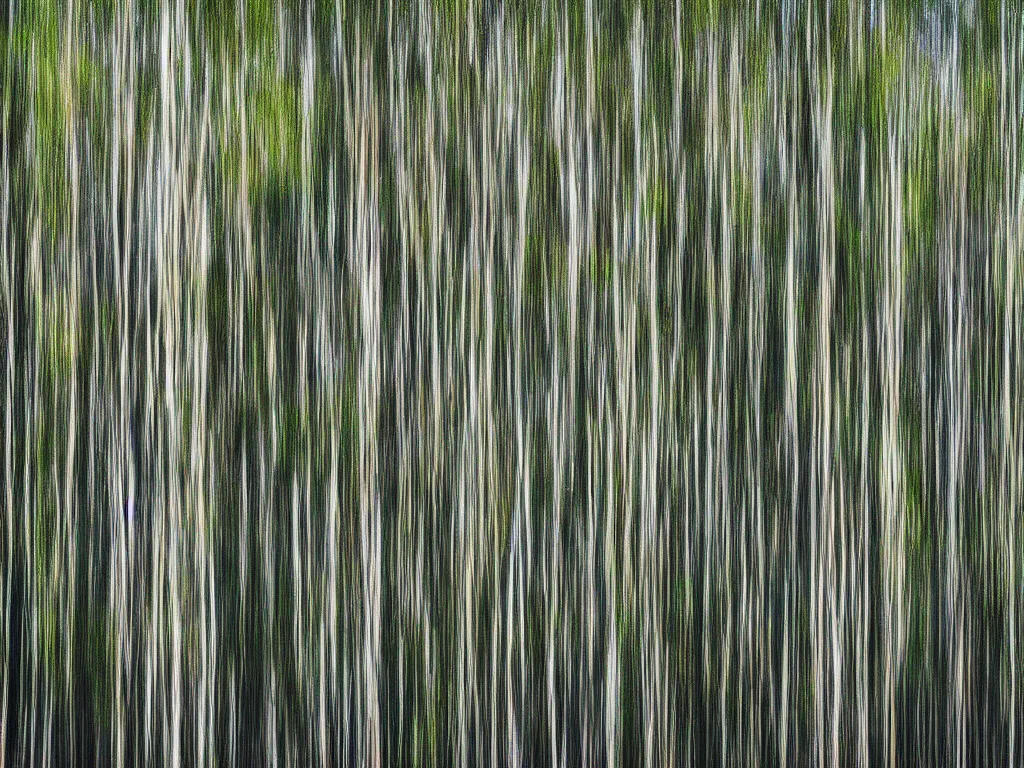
<box><xmin>1</xmin><ymin>1</ymin><xmax>1023</xmax><ymax>766</ymax></box>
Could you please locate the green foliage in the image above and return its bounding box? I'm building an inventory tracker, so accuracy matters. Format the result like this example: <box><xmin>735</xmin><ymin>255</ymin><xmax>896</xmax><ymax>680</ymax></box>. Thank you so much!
<box><xmin>5</xmin><ymin>4</ymin><xmax>1024</xmax><ymax>765</ymax></box>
